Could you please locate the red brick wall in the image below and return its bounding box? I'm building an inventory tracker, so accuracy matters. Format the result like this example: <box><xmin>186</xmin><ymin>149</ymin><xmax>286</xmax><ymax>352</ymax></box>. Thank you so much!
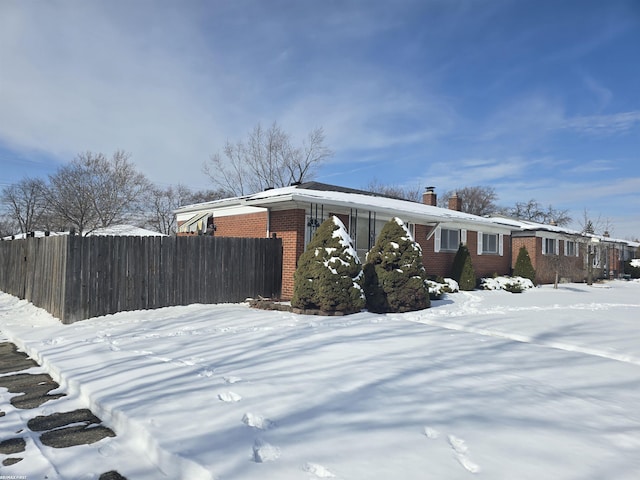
<box><xmin>415</xmin><ymin>224</ymin><xmax>455</xmax><ymax>277</ymax></box>
<box><xmin>513</xmin><ymin>236</ymin><xmax>589</xmax><ymax>284</ymax></box>
<box><xmin>416</xmin><ymin>226</ymin><xmax>510</xmax><ymax>279</ymax></box>
<box><xmin>512</xmin><ymin>237</ymin><xmax>539</xmax><ymax>273</ymax></box>
<box><xmin>270</xmin><ymin>209</ymin><xmax>306</xmax><ymax>299</ymax></box>
<box><xmin>214</xmin><ymin>212</ymin><xmax>268</xmax><ymax>238</ymax></box>
<box><xmin>467</xmin><ymin>231</ymin><xmax>511</xmax><ymax>278</ymax></box>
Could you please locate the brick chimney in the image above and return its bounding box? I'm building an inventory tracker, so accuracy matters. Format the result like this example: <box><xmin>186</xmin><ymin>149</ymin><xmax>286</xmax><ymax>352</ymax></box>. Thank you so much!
<box><xmin>422</xmin><ymin>186</ymin><xmax>437</xmax><ymax>206</ymax></box>
<box><xmin>448</xmin><ymin>192</ymin><xmax>462</xmax><ymax>211</ymax></box>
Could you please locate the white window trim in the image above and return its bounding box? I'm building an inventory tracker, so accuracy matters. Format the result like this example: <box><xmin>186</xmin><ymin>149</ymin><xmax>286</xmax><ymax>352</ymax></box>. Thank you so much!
<box><xmin>477</xmin><ymin>232</ymin><xmax>504</xmax><ymax>256</ymax></box>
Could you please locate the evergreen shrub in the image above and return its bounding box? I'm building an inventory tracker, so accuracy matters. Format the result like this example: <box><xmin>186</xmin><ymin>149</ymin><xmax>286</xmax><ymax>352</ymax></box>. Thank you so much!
<box><xmin>513</xmin><ymin>246</ymin><xmax>536</xmax><ymax>283</ymax></box>
<box><xmin>451</xmin><ymin>243</ymin><xmax>476</xmax><ymax>291</ymax></box>
<box><xmin>363</xmin><ymin>217</ymin><xmax>430</xmax><ymax>313</ymax></box>
<box><xmin>291</xmin><ymin>216</ymin><xmax>365</xmax><ymax>314</ymax></box>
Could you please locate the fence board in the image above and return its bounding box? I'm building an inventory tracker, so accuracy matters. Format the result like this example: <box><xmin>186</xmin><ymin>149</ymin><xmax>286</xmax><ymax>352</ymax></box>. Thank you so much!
<box><xmin>0</xmin><ymin>235</ymin><xmax>282</xmax><ymax>323</ymax></box>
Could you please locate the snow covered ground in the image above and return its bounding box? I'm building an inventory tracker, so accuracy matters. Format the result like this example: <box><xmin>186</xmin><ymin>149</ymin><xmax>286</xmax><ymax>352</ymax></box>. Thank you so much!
<box><xmin>1</xmin><ymin>280</ymin><xmax>640</xmax><ymax>479</ymax></box>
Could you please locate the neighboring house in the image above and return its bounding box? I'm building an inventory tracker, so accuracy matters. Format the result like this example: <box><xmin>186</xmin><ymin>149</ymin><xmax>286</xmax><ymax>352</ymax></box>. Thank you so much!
<box><xmin>1</xmin><ymin>225</ymin><xmax>166</xmax><ymax>240</ymax></box>
<box><xmin>489</xmin><ymin>216</ymin><xmax>639</xmax><ymax>284</ymax></box>
<box><xmin>175</xmin><ymin>183</ymin><xmax>513</xmax><ymax>298</ymax></box>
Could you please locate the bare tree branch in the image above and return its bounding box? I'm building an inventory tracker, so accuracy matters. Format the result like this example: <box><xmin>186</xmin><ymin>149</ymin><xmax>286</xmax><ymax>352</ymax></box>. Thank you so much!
<box><xmin>438</xmin><ymin>186</ymin><xmax>499</xmax><ymax>216</ymax></box>
<box><xmin>1</xmin><ymin>177</ymin><xmax>48</xmax><ymax>233</ymax></box>
<box><xmin>508</xmin><ymin>199</ymin><xmax>572</xmax><ymax>226</ymax></box>
<box><xmin>46</xmin><ymin>151</ymin><xmax>149</xmax><ymax>235</ymax></box>
<box><xmin>203</xmin><ymin>122</ymin><xmax>332</xmax><ymax>196</ymax></box>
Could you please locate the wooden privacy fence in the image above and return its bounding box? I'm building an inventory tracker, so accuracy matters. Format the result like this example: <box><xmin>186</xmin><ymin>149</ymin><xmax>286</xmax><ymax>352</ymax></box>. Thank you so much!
<box><xmin>0</xmin><ymin>235</ymin><xmax>282</xmax><ymax>324</ymax></box>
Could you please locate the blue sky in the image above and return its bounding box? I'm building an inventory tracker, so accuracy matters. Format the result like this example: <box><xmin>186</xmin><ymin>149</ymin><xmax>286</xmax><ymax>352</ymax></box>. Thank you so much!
<box><xmin>1</xmin><ymin>0</ymin><xmax>639</xmax><ymax>238</ymax></box>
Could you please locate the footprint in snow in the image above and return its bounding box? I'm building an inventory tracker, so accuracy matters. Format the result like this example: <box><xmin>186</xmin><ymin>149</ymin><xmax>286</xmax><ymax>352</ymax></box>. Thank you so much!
<box><xmin>447</xmin><ymin>435</ymin><xmax>480</xmax><ymax>474</ymax></box>
<box><xmin>423</xmin><ymin>426</ymin><xmax>440</xmax><ymax>439</ymax></box>
<box><xmin>252</xmin><ymin>439</ymin><xmax>280</xmax><ymax>463</ymax></box>
<box><xmin>223</xmin><ymin>375</ymin><xmax>242</xmax><ymax>384</ymax></box>
<box><xmin>303</xmin><ymin>462</ymin><xmax>335</xmax><ymax>478</ymax></box>
<box><xmin>242</xmin><ymin>412</ymin><xmax>274</xmax><ymax>430</ymax></box>
<box><xmin>218</xmin><ymin>391</ymin><xmax>242</xmax><ymax>402</ymax></box>
<box><xmin>197</xmin><ymin>367</ymin><xmax>216</xmax><ymax>377</ymax></box>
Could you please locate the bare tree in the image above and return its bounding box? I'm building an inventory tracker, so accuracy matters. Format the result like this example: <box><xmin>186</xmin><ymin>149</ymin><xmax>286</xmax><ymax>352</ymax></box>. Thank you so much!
<box><xmin>0</xmin><ymin>214</ymin><xmax>16</xmax><ymax>238</ymax></box>
<box><xmin>507</xmin><ymin>199</ymin><xmax>572</xmax><ymax>226</ymax></box>
<box><xmin>144</xmin><ymin>185</ymin><xmax>227</xmax><ymax>235</ymax></box>
<box><xmin>1</xmin><ymin>177</ymin><xmax>49</xmax><ymax>234</ymax></box>
<box><xmin>438</xmin><ymin>186</ymin><xmax>499</xmax><ymax>216</ymax></box>
<box><xmin>46</xmin><ymin>151</ymin><xmax>149</xmax><ymax>235</ymax></box>
<box><xmin>203</xmin><ymin>122</ymin><xmax>332</xmax><ymax>196</ymax></box>
<box><xmin>578</xmin><ymin>208</ymin><xmax>614</xmax><ymax>235</ymax></box>
<box><xmin>364</xmin><ymin>179</ymin><xmax>422</xmax><ymax>202</ymax></box>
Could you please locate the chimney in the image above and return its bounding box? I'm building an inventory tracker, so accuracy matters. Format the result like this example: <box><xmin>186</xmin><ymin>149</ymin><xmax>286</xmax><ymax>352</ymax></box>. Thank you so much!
<box><xmin>448</xmin><ymin>192</ymin><xmax>462</xmax><ymax>211</ymax></box>
<box><xmin>603</xmin><ymin>231</ymin><xmax>610</xmax><ymax>238</ymax></box>
<box><xmin>422</xmin><ymin>186</ymin><xmax>437</xmax><ymax>206</ymax></box>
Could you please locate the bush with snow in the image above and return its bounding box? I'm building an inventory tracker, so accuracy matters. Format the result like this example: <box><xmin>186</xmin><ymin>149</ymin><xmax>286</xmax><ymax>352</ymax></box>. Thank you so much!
<box><xmin>480</xmin><ymin>276</ymin><xmax>534</xmax><ymax>293</ymax></box>
<box><xmin>427</xmin><ymin>278</ymin><xmax>459</xmax><ymax>300</ymax></box>
<box><xmin>291</xmin><ymin>216</ymin><xmax>365</xmax><ymax>314</ymax></box>
<box><xmin>624</xmin><ymin>260</ymin><xmax>640</xmax><ymax>279</ymax></box>
<box><xmin>363</xmin><ymin>217</ymin><xmax>430</xmax><ymax>313</ymax></box>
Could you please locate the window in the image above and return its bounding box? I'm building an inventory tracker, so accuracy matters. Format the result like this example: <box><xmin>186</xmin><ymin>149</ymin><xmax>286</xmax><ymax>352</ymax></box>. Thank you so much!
<box><xmin>482</xmin><ymin>233</ymin><xmax>498</xmax><ymax>254</ymax></box>
<box><xmin>543</xmin><ymin>238</ymin><xmax>557</xmax><ymax>255</ymax></box>
<box><xmin>565</xmin><ymin>241</ymin><xmax>577</xmax><ymax>257</ymax></box>
<box><xmin>440</xmin><ymin>228</ymin><xmax>460</xmax><ymax>251</ymax></box>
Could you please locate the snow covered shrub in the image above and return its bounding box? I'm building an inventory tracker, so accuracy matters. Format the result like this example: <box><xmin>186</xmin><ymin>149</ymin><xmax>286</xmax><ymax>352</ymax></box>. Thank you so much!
<box><xmin>513</xmin><ymin>246</ymin><xmax>536</xmax><ymax>284</ymax></box>
<box><xmin>451</xmin><ymin>244</ymin><xmax>476</xmax><ymax>291</ymax></box>
<box><xmin>623</xmin><ymin>260</ymin><xmax>640</xmax><ymax>279</ymax></box>
<box><xmin>291</xmin><ymin>216</ymin><xmax>365</xmax><ymax>314</ymax></box>
<box><xmin>363</xmin><ymin>217</ymin><xmax>430</xmax><ymax>313</ymax></box>
<box><xmin>426</xmin><ymin>278</ymin><xmax>459</xmax><ymax>300</ymax></box>
<box><xmin>480</xmin><ymin>276</ymin><xmax>534</xmax><ymax>292</ymax></box>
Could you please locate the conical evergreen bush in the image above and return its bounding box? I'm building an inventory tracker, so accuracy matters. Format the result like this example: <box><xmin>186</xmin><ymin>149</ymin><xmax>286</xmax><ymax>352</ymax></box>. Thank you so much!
<box><xmin>451</xmin><ymin>243</ymin><xmax>476</xmax><ymax>291</ymax></box>
<box><xmin>291</xmin><ymin>216</ymin><xmax>365</xmax><ymax>314</ymax></box>
<box><xmin>513</xmin><ymin>246</ymin><xmax>536</xmax><ymax>283</ymax></box>
<box><xmin>363</xmin><ymin>217</ymin><xmax>430</xmax><ymax>313</ymax></box>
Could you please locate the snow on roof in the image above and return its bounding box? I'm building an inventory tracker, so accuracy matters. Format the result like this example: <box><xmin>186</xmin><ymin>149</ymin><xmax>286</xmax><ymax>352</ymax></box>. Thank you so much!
<box><xmin>88</xmin><ymin>225</ymin><xmax>167</xmax><ymax>237</ymax></box>
<box><xmin>487</xmin><ymin>216</ymin><xmax>584</xmax><ymax>235</ymax></box>
<box><xmin>244</xmin><ymin>185</ymin><xmax>505</xmax><ymax>229</ymax></box>
<box><xmin>2</xmin><ymin>231</ymin><xmax>69</xmax><ymax>240</ymax></box>
<box><xmin>2</xmin><ymin>225</ymin><xmax>166</xmax><ymax>240</ymax></box>
<box><xmin>488</xmin><ymin>216</ymin><xmax>639</xmax><ymax>247</ymax></box>
<box><xmin>173</xmin><ymin>184</ymin><xmax>639</xmax><ymax>246</ymax></box>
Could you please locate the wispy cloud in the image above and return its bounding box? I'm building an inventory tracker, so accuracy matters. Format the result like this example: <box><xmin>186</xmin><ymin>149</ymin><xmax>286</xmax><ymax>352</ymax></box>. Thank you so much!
<box><xmin>562</xmin><ymin>111</ymin><xmax>640</xmax><ymax>136</ymax></box>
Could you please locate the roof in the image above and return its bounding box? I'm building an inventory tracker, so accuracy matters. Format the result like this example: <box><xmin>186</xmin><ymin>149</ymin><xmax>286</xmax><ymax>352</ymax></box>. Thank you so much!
<box><xmin>175</xmin><ymin>183</ymin><xmax>508</xmax><ymax>231</ymax></box>
<box><xmin>488</xmin><ymin>215</ymin><xmax>639</xmax><ymax>247</ymax></box>
<box><xmin>2</xmin><ymin>225</ymin><xmax>166</xmax><ymax>240</ymax></box>
<box><xmin>174</xmin><ymin>184</ymin><xmax>639</xmax><ymax>247</ymax></box>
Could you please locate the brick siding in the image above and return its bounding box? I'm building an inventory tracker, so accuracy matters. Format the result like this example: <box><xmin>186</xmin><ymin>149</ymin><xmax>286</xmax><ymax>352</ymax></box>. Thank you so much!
<box><xmin>416</xmin><ymin>226</ymin><xmax>511</xmax><ymax>279</ymax></box>
<box><xmin>269</xmin><ymin>209</ymin><xmax>306</xmax><ymax>299</ymax></box>
<box><xmin>214</xmin><ymin>212</ymin><xmax>268</xmax><ymax>238</ymax></box>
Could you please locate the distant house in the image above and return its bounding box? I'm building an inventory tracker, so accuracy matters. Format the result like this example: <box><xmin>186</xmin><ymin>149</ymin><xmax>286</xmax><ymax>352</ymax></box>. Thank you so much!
<box><xmin>175</xmin><ymin>183</ymin><xmax>513</xmax><ymax>298</ymax></box>
<box><xmin>489</xmin><ymin>216</ymin><xmax>639</xmax><ymax>283</ymax></box>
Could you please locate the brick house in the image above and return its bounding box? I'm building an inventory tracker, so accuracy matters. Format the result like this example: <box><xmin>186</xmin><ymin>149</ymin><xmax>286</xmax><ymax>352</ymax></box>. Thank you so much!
<box><xmin>175</xmin><ymin>183</ymin><xmax>513</xmax><ymax>299</ymax></box>
<box><xmin>489</xmin><ymin>216</ymin><xmax>639</xmax><ymax>283</ymax></box>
